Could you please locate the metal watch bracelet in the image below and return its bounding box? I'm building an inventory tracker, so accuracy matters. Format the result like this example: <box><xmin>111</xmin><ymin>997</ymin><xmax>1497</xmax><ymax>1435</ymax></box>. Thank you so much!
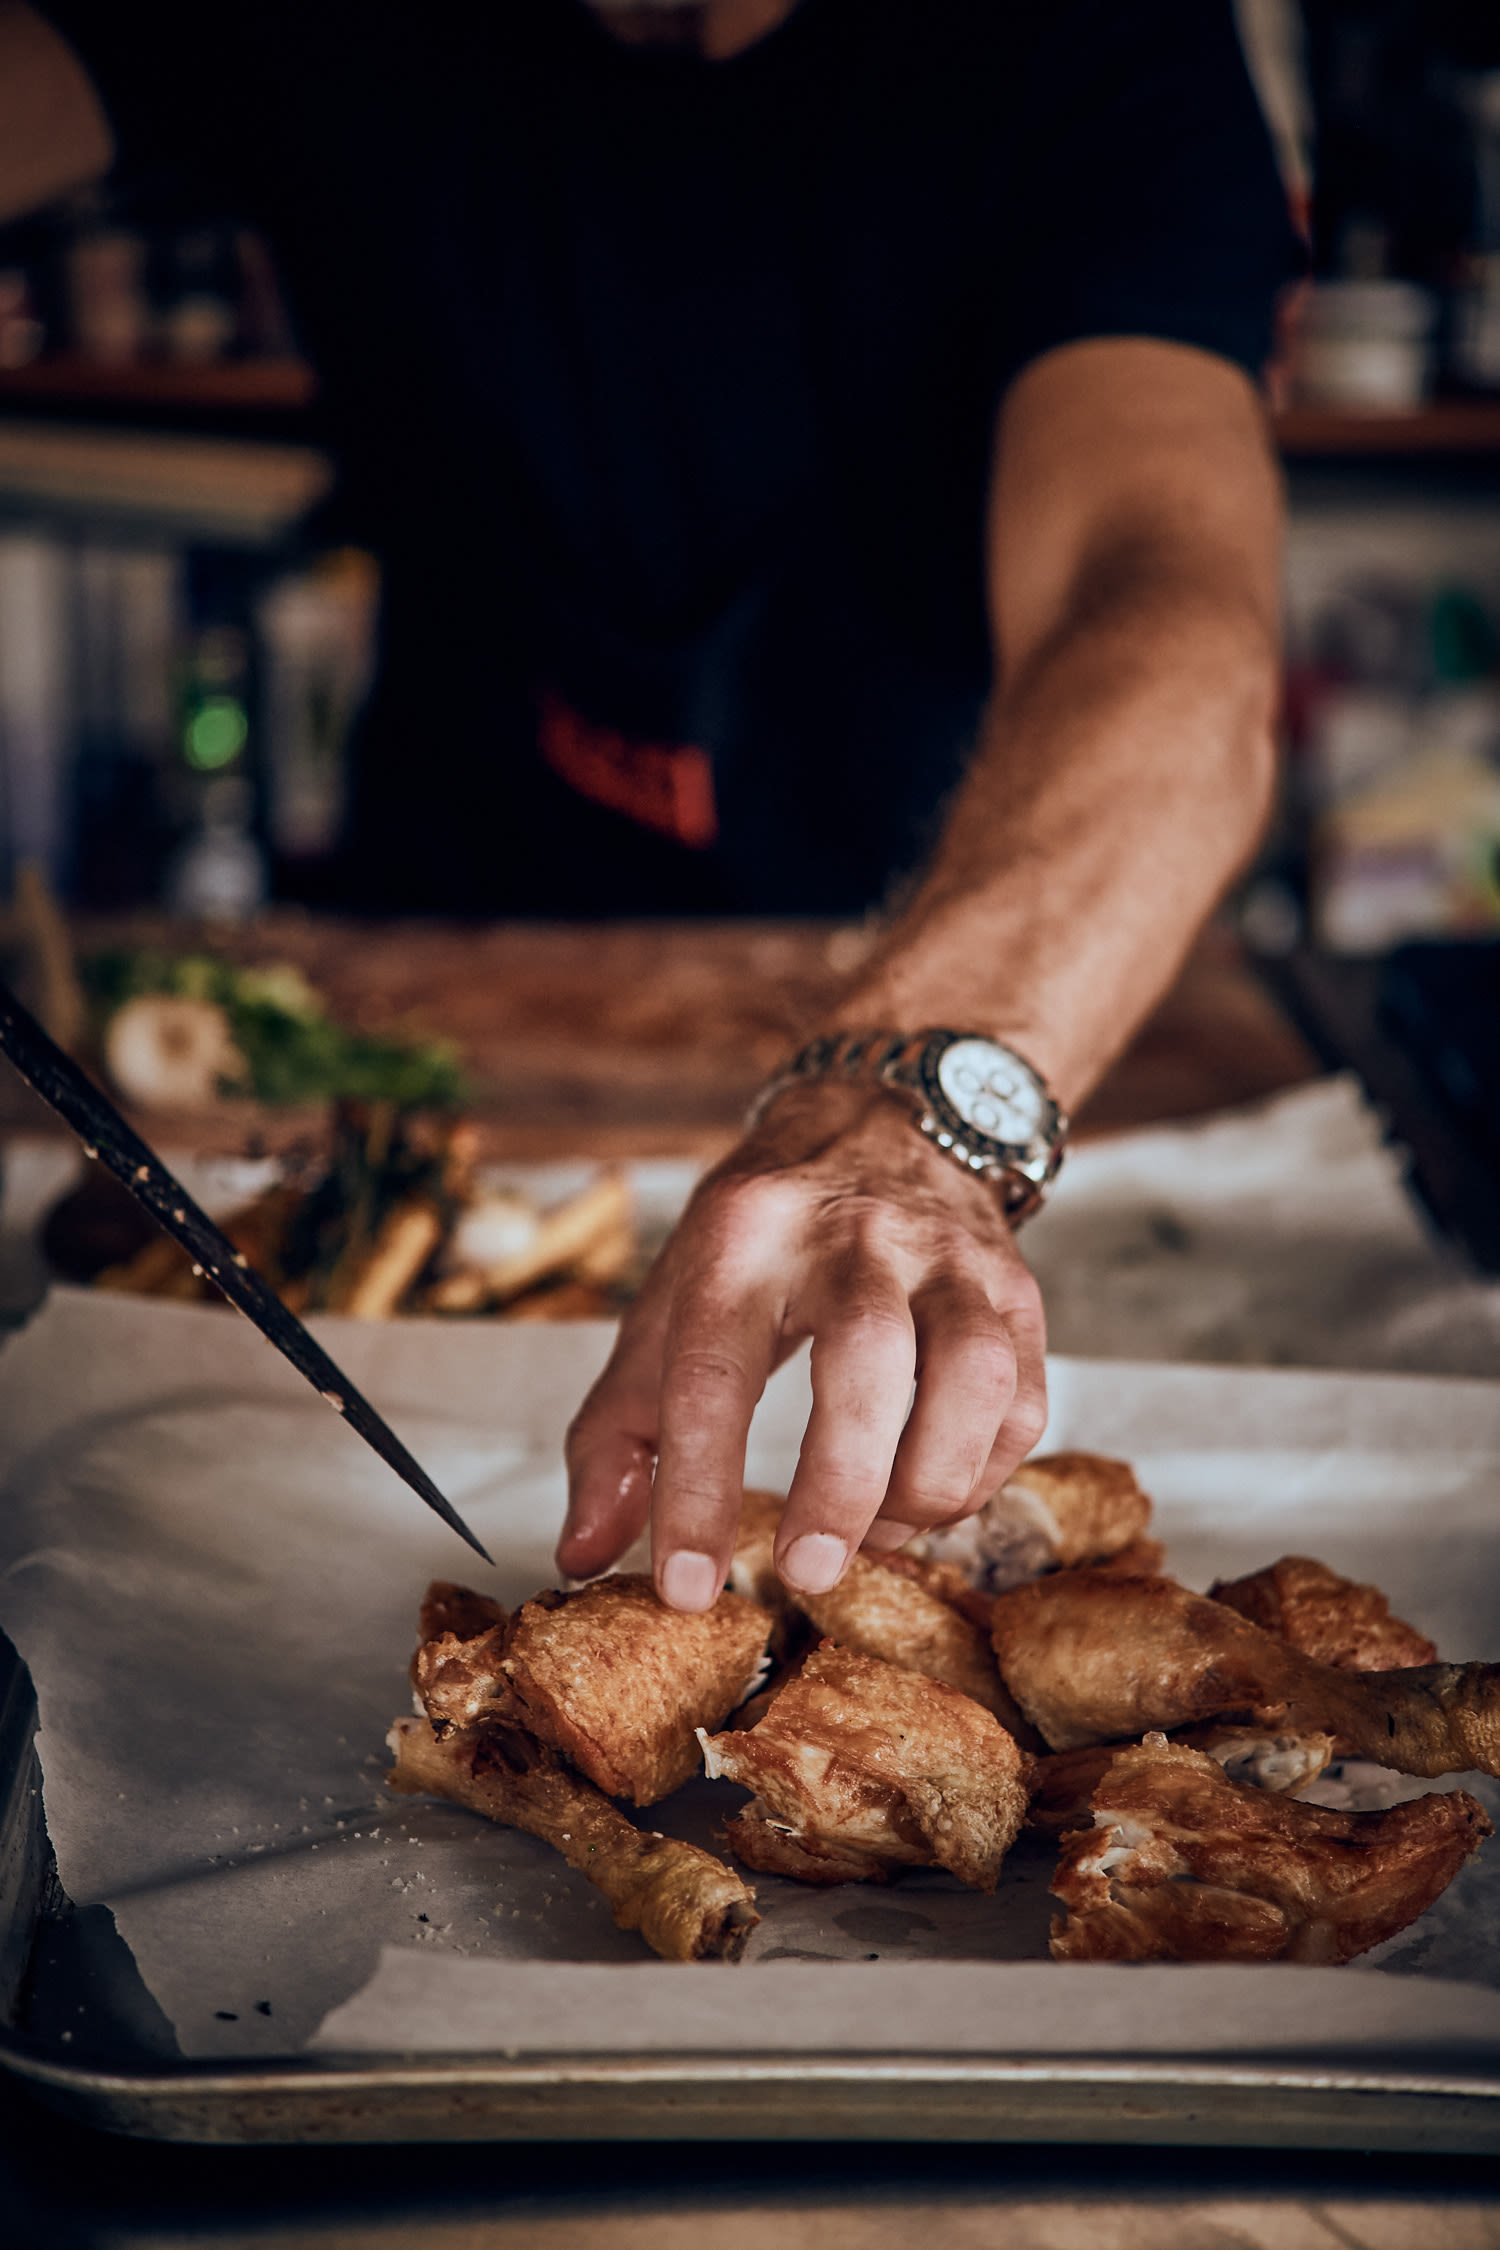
<box><xmin>745</xmin><ymin>1027</ymin><xmax>1068</xmax><ymax>1225</ymax></box>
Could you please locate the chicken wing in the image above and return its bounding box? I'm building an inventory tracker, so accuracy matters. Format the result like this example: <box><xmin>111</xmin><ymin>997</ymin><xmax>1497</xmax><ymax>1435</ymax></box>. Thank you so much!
<box><xmin>1025</xmin><ymin>1724</ymin><xmax>1335</xmax><ymax>1838</ymax></box>
<box><xmin>914</xmin><ymin>1452</ymin><xmax>1154</xmax><ymax>1593</ymax></box>
<box><xmin>1208</xmin><ymin>1554</ymin><xmax>1437</xmax><ymax>1671</ymax></box>
<box><xmin>701</xmin><ymin>1644</ymin><xmax>1030</xmax><ymax>1890</ymax></box>
<box><xmin>387</xmin><ymin>1714</ymin><xmax>758</xmax><ymax>1962</ymax></box>
<box><xmin>990</xmin><ymin>1570</ymin><xmax>1500</xmax><ymax>1778</ymax></box>
<box><xmin>1049</xmin><ymin>1733</ymin><xmax>1490</xmax><ymax>1964</ymax></box>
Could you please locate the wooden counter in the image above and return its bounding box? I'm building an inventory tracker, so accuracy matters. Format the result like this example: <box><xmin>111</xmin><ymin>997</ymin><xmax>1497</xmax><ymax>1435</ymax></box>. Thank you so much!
<box><xmin>0</xmin><ymin>913</ymin><xmax>1319</xmax><ymax>1162</ymax></box>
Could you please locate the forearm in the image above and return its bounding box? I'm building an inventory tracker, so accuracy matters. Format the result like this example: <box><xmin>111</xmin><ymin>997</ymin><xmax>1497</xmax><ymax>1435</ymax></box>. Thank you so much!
<box><xmin>827</xmin><ymin>338</ymin><xmax>1284</xmax><ymax>1114</ymax></box>
<box><xmin>829</xmin><ymin>552</ymin><xmax>1279</xmax><ymax>1112</ymax></box>
<box><xmin>563</xmin><ymin>342</ymin><xmax>1286</xmax><ymax>1606</ymax></box>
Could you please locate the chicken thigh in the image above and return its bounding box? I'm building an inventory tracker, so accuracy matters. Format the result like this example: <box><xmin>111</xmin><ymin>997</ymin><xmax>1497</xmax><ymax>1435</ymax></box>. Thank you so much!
<box><xmin>1050</xmin><ymin>1733</ymin><xmax>1490</xmax><ymax>1963</ymax></box>
<box><xmin>701</xmin><ymin>1644</ymin><xmax>1030</xmax><ymax>1890</ymax></box>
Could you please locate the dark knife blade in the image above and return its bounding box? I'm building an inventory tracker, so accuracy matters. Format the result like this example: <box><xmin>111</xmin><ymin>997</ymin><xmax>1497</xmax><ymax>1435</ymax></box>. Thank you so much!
<box><xmin>0</xmin><ymin>979</ymin><xmax>492</xmax><ymax>1564</ymax></box>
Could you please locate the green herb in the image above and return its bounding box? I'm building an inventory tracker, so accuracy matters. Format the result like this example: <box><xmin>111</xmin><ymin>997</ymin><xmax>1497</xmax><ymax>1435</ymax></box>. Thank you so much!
<box><xmin>84</xmin><ymin>949</ymin><xmax>467</xmax><ymax>1109</ymax></box>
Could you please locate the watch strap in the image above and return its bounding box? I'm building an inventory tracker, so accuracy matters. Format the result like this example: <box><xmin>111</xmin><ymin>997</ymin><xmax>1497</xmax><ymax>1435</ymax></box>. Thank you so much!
<box><xmin>746</xmin><ymin>1027</ymin><xmax>1067</xmax><ymax>1224</ymax></box>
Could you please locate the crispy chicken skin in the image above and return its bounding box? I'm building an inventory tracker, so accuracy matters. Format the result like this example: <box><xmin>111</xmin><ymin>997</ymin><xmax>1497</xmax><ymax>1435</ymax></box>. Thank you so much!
<box><xmin>796</xmin><ymin>1549</ymin><xmax>1033</xmax><ymax>1735</ymax></box>
<box><xmin>409</xmin><ymin>1575</ymin><xmax>771</xmax><ymax>1806</ymax></box>
<box><xmin>498</xmin><ymin>1574</ymin><xmax>772</xmax><ymax>1806</ymax></box>
<box><xmin>701</xmin><ymin>1644</ymin><xmax>1030</xmax><ymax>1890</ymax></box>
<box><xmin>1208</xmin><ymin>1555</ymin><xmax>1437</xmax><ymax>1671</ymax></box>
<box><xmin>1049</xmin><ymin>1734</ymin><xmax>1491</xmax><ymax>1964</ymax></box>
<box><xmin>991</xmin><ymin>1570</ymin><xmax>1500</xmax><ymax>1777</ymax></box>
<box><xmin>730</xmin><ymin>1493</ymin><xmax>1033</xmax><ymax>1734</ymax></box>
<box><xmin>418</xmin><ymin>1581</ymin><xmax>507</xmax><ymax>1644</ymax></box>
<box><xmin>1025</xmin><ymin>1725</ymin><xmax>1335</xmax><ymax>1839</ymax></box>
<box><xmin>1003</xmin><ymin>1453</ymin><xmax>1154</xmax><ymax>1568</ymax></box>
<box><xmin>913</xmin><ymin>1452</ymin><xmax>1154</xmax><ymax>1593</ymax></box>
<box><xmin>1086</xmin><ymin>1537</ymin><xmax>1168</xmax><ymax>1580</ymax></box>
<box><xmin>412</xmin><ymin>1622</ymin><xmax>510</xmax><ymax>1723</ymax></box>
<box><xmin>878</xmin><ymin>1550</ymin><xmax>978</xmax><ymax>1611</ymax></box>
<box><xmin>387</xmin><ymin>1715</ymin><xmax>759</xmax><ymax>1962</ymax></box>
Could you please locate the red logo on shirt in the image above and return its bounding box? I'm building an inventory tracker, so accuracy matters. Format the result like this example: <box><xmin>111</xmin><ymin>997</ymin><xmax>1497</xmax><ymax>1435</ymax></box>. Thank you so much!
<box><xmin>538</xmin><ymin>691</ymin><xmax>718</xmax><ymax>850</ymax></box>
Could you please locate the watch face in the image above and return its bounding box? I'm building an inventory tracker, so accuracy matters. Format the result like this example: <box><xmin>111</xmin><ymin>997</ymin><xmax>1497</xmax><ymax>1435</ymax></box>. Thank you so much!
<box><xmin>934</xmin><ymin>1038</ymin><xmax>1045</xmax><ymax>1147</ymax></box>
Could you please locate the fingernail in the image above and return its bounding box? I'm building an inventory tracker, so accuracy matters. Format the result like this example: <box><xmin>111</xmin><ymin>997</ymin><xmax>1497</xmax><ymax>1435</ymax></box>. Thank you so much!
<box><xmin>781</xmin><ymin>1532</ymin><xmax>848</xmax><ymax>1594</ymax></box>
<box><xmin>862</xmin><ymin>1520</ymin><xmax>915</xmax><ymax>1553</ymax></box>
<box><xmin>660</xmin><ymin>1550</ymin><xmax>720</xmax><ymax>1613</ymax></box>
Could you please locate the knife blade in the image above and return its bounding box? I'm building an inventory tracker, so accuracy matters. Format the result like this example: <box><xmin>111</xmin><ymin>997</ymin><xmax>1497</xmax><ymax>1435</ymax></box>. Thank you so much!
<box><xmin>0</xmin><ymin>979</ymin><xmax>492</xmax><ymax>1564</ymax></box>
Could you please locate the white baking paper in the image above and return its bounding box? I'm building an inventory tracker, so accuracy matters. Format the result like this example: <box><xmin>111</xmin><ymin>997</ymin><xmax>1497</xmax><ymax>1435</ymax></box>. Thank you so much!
<box><xmin>0</xmin><ymin>1288</ymin><xmax>1496</xmax><ymax>2065</ymax></box>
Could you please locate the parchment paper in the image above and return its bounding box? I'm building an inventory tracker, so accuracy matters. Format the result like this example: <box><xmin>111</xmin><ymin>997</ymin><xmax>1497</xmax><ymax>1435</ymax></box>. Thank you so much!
<box><xmin>0</xmin><ymin>1289</ymin><xmax>1496</xmax><ymax>2065</ymax></box>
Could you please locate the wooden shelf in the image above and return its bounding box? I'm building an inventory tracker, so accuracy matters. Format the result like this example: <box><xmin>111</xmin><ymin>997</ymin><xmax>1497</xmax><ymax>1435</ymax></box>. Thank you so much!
<box><xmin>0</xmin><ymin>356</ymin><xmax>316</xmax><ymax>411</ymax></box>
<box><xmin>1273</xmin><ymin>400</ymin><xmax>1500</xmax><ymax>453</ymax></box>
<box><xmin>0</xmin><ymin>421</ymin><xmax>331</xmax><ymax>540</ymax></box>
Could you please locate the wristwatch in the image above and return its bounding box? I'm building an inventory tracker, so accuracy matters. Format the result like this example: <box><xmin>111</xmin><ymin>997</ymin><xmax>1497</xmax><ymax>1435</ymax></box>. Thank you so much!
<box><xmin>747</xmin><ymin>1027</ymin><xmax>1068</xmax><ymax>1224</ymax></box>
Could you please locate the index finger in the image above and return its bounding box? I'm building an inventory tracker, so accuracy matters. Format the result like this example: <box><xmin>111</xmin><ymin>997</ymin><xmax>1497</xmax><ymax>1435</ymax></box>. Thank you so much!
<box><xmin>650</xmin><ymin>1286</ymin><xmax>781</xmax><ymax>1612</ymax></box>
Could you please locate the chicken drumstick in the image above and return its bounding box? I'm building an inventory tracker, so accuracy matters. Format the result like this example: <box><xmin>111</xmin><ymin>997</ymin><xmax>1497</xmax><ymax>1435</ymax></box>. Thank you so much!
<box><xmin>991</xmin><ymin>1570</ymin><xmax>1500</xmax><ymax>1776</ymax></box>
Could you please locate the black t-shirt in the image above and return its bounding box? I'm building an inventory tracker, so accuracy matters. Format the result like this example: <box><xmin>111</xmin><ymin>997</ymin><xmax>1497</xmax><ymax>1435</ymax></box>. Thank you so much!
<box><xmin>45</xmin><ymin>0</ymin><xmax>1300</xmax><ymax>915</ymax></box>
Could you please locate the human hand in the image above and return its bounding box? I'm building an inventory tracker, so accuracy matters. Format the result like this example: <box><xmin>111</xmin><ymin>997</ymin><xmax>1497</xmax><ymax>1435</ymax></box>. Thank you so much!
<box><xmin>555</xmin><ymin>1080</ymin><xmax>1047</xmax><ymax>1611</ymax></box>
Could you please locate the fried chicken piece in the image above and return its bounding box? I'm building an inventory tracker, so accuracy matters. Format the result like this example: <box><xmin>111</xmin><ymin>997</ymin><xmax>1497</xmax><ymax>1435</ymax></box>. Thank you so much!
<box><xmin>1087</xmin><ymin>1537</ymin><xmax>1168</xmax><ymax>1580</ymax></box>
<box><xmin>1180</xmin><ymin>1722</ymin><xmax>1337</xmax><ymax>1795</ymax></box>
<box><xmin>726</xmin><ymin>1489</ymin><xmax>787</xmax><ymax>1607</ymax></box>
<box><xmin>409</xmin><ymin>1573</ymin><xmax>770</xmax><ymax>1805</ymax></box>
<box><xmin>878</xmin><ymin>1549</ymin><xmax>979</xmax><ymax>1612</ymax></box>
<box><xmin>990</xmin><ymin>1570</ymin><xmax>1500</xmax><ymax>1778</ymax></box>
<box><xmin>1025</xmin><ymin>1725</ymin><xmax>1335</xmax><ymax>1838</ymax></box>
<box><xmin>1208</xmin><ymin>1555</ymin><xmax>1437</xmax><ymax>1671</ymax></box>
<box><xmin>1002</xmin><ymin>1453</ymin><xmax>1154</xmax><ymax>1568</ymax></box>
<box><xmin>411</xmin><ymin>1615</ymin><xmax>511</xmax><ymax>1733</ymax></box>
<box><xmin>913</xmin><ymin>1452</ymin><xmax>1154</xmax><ymax>1593</ymax></box>
<box><xmin>875</xmin><ymin>1551</ymin><xmax>1003</xmax><ymax>1643</ymax></box>
<box><xmin>726</xmin><ymin>1489</ymin><xmax>810</xmax><ymax>1660</ymax></box>
<box><xmin>495</xmin><ymin>1574</ymin><xmax>772</xmax><ymax>1806</ymax></box>
<box><xmin>387</xmin><ymin>1715</ymin><xmax>758</xmax><ymax>1963</ymax></box>
<box><xmin>726</xmin><ymin>1488</ymin><xmax>1033</xmax><ymax>1734</ymax></box>
<box><xmin>1049</xmin><ymin>1733</ymin><xmax>1490</xmax><ymax>1964</ymax></box>
<box><xmin>418</xmin><ymin>1580</ymin><xmax>507</xmax><ymax>1645</ymax></box>
<box><xmin>796</xmin><ymin>1548</ymin><xmax>1034</xmax><ymax>1736</ymax></box>
<box><xmin>701</xmin><ymin>1644</ymin><xmax>1030</xmax><ymax>1890</ymax></box>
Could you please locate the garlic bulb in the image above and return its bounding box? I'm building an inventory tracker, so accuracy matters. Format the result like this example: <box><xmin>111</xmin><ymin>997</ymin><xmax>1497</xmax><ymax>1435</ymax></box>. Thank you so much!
<box><xmin>105</xmin><ymin>994</ymin><xmax>244</xmax><ymax>1111</ymax></box>
<box><xmin>442</xmin><ymin>1190</ymin><xmax>540</xmax><ymax>1275</ymax></box>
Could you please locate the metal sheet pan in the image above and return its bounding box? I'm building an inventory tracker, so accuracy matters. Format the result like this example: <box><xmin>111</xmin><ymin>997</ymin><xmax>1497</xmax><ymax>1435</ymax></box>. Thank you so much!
<box><xmin>0</xmin><ymin>1641</ymin><xmax>1498</xmax><ymax>2151</ymax></box>
<box><xmin>1</xmin><ymin>1305</ymin><xmax>1499</xmax><ymax>2150</ymax></box>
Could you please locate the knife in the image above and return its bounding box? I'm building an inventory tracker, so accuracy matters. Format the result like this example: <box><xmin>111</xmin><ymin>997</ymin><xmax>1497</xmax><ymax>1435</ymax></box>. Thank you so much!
<box><xmin>0</xmin><ymin>979</ymin><xmax>492</xmax><ymax>1564</ymax></box>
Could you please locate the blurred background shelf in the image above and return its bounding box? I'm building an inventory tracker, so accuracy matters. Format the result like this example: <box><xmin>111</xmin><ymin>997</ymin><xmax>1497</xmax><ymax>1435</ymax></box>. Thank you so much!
<box><xmin>0</xmin><ymin>419</ymin><xmax>330</xmax><ymax>540</ymax></box>
<box><xmin>1276</xmin><ymin>401</ymin><xmax>1500</xmax><ymax>452</ymax></box>
<box><xmin>0</xmin><ymin>356</ymin><xmax>316</xmax><ymax>413</ymax></box>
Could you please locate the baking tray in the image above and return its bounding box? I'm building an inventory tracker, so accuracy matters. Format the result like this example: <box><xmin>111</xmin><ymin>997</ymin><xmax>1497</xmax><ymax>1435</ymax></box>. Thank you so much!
<box><xmin>1</xmin><ymin>1305</ymin><xmax>1499</xmax><ymax>2150</ymax></box>
<box><xmin>0</xmin><ymin>1618</ymin><xmax>1498</xmax><ymax>2149</ymax></box>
